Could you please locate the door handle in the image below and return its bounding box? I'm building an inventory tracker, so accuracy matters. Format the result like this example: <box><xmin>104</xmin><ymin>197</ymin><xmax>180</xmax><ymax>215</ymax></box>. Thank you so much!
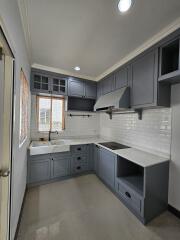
<box><xmin>0</xmin><ymin>169</ymin><xmax>10</xmax><ymax>178</ymax></box>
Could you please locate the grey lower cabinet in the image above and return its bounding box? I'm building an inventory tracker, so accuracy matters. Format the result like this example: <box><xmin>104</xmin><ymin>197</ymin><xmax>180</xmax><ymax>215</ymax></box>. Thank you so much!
<box><xmin>51</xmin><ymin>152</ymin><xmax>70</xmax><ymax>178</ymax></box>
<box><xmin>99</xmin><ymin>147</ymin><xmax>116</xmax><ymax>189</ymax></box>
<box><xmin>93</xmin><ymin>145</ymin><xmax>100</xmax><ymax>175</ymax></box>
<box><xmin>28</xmin><ymin>144</ymin><xmax>93</xmax><ymax>185</ymax></box>
<box><xmin>115</xmin><ymin>156</ymin><xmax>169</xmax><ymax>224</ymax></box>
<box><xmin>28</xmin><ymin>154</ymin><xmax>51</xmax><ymax>184</ymax></box>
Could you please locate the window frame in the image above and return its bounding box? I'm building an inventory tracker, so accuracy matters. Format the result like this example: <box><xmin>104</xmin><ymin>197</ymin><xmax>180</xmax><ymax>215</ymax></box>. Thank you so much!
<box><xmin>36</xmin><ymin>95</ymin><xmax>65</xmax><ymax>132</ymax></box>
<box><xmin>19</xmin><ymin>69</ymin><xmax>29</xmax><ymax>147</ymax></box>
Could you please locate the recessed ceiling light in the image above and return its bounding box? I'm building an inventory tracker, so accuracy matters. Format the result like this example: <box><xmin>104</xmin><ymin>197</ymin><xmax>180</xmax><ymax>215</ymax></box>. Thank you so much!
<box><xmin>74</xmin><ymin>66</ymin><xmax>80</xmax><ymax>71</ymax></box>
<box><xmin>118</xmin><ymin>0</ymin><xmax>133</xmax><ymax>13</ymax></box>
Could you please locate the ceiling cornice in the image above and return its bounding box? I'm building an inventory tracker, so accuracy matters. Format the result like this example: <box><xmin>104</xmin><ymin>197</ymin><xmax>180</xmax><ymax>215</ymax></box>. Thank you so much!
<box><xmin>31</xmin><ymin>63</ymin><xmax>96</xmax><ymax>81</ymax></box>
<box><xmin>17</xmin><ymin>0</ymin><xmax>32</xmax><ymax>63</ymax></box>
<box><xmin>95</xmin><ymin>17</ymin><xmax>180</xmax><ymax>81</ymax></box>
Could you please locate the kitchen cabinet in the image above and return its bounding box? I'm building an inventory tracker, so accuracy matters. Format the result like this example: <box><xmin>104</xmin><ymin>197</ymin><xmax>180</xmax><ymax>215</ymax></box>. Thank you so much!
<box><xmin>68</xmin><ymin>78</ymin><xmax>85</xmax><ymax>97</ymax></box>
<box><xmin>102</xmin><ymin>74</ymin><xmax>115</xmax><ymax>95</ymax></box>
<box><xmin>131</xmin><ymin>49</ymin><xmax>158</xmax><ymax>108</ymax></box>
<box><xmin>99</xmin><ymin>147</ymin><xmax>116</xmax><ymax>189</ymax></box>
<box><xmin>93</xmin><ymin>145</ymin><xmax>100</xmax><ymax>175</ymax></box>
<box><xmin>31</xmin><ymin>72</ymin><xmax>51</xmax><ymax>94</ymax></box>
<box><xmin>51</xmin><ymin>152</ymin><xmax>70</xmax><ymax>179</ymax></box>
<box><xmin>115</xmin><ymin>67</ymin><xmax>129</xmax><ymax>90</ymax></box>
<box><xmin>97</xmin><ymin>80</ymin><xmax>102</xmax><ymax>99</ymax></box>
<box><xmin>28</xmin><ymin>154</ymin><xmax>51</xmax><ymax>184</ymax></box>
<box><xmin>31</xmin><ymin>69</ymin><xmax>68</xmax><ymax>96</ymax></box>
<box><xmin>51</xmin><ymin>76</ymin><xmax>67</xmax><ymax>95</ymax></box>
<box><xmin>85</xmin><ymin>81</ymin><xmax>97</xmax><ymax>99</ymax></box>
<box><xmin>68</xmin><ymin>78</ymin><xmax>97</xmax><ymax>99</ymax></box>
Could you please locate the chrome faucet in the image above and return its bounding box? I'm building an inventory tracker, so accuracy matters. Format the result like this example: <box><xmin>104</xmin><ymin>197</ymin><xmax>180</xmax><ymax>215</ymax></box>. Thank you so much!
<box><xmin>48</xmin><ymin>130</ymin><xmax>58</xmax><ymax>141</ymax></box>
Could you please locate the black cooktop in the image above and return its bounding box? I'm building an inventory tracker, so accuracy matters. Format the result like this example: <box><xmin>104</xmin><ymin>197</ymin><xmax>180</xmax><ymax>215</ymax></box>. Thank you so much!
<box><xmin>99</xmin><ymin>142</ymin><xmax>130</xmax><ymax>150</ymax></box>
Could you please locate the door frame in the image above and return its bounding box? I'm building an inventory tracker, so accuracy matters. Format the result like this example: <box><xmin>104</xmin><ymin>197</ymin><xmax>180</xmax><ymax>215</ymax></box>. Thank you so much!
<box><xmin>0</xmin><ymin>22</ymin><xmax>15</xmax><ymax>240</ymax></box>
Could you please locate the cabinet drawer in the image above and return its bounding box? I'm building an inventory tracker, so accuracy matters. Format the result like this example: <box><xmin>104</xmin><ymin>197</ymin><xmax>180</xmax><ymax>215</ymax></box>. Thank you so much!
<box><xmin>73</xmin><ymin>155</ymin><xmax>88</xmax><ymax>165</ymax></box>
<box><xmin>72</xmin><ymin>164</ymin><xmax>88</xmax><ymax>174</ymax></box>
<box><xmin>116</xmin><ymin>180</ymin><xmax>142</xmax><ymax>215</ymax></box>
<box><xmin>71</xmin><ymin>145</ymin><xmax>87</xmax><ymax>153</ymax></box>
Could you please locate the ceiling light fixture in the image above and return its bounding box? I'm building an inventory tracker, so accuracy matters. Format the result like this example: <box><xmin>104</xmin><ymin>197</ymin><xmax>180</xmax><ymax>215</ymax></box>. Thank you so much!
<box><xmin>118</xmin><ymin>0</ymin><xmax>134</xmax><ymax>13</ymax></box>
<box><xmin>74</xmin><ymin>66</ymin><xmax>80</xmax><ymax>71</ymax></box>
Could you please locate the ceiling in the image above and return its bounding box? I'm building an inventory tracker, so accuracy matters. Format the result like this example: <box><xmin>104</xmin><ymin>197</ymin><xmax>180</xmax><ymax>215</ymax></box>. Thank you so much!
<box><xmin>19</xmin><ymin>0</ymin><xmax>180</xmax><ymax>80</ymax></box>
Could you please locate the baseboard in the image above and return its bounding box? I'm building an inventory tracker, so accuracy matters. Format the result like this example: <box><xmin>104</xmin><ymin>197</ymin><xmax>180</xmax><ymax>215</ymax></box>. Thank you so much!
<box><xmin>168</xmin><ymin>204</ymin><xmax>180</xmax><ymax>219</ymax></box>
<box><xmin>14</xmin><ymin>188</ymin><xmax>27</xmax><ymax>240</ymax></box>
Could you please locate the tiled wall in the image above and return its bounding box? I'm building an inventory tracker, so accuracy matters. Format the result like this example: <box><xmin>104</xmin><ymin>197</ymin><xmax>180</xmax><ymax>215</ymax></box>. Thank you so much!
<box><xmin>30</xmin><ymin>95</ymin><xmax>99</xmax><ymax>140</ymax></box>
<box><xmin>30</xmin><ymin>95</ymin><xmax>171</xmax><ymax>157</ymax></box>
<box><xmin>99</xmin><ymin>108</ymin><xmax>171</xmax><ymax>157</ymax></box>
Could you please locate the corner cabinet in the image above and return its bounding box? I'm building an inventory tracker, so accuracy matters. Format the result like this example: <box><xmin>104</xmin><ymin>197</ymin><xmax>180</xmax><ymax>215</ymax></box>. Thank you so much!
<box><xmin>130</xmin><ymin>49</ymin><xmax>170</xmax><ymax>109</ymax></box>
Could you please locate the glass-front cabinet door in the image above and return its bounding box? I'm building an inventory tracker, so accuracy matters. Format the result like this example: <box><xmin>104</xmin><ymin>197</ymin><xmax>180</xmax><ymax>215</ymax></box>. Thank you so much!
<box><xmin>52</xmin><ymin>77</ymin><xmax>67</xmax><ymax>95</ymax></box>
<box><xmin>31</xmin><ymin>72</ymin><xmax>51</xmax><ymax>94</ymax></box>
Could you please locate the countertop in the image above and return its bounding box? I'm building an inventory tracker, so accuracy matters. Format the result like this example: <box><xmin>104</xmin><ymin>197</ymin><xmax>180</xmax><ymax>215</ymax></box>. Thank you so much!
<box><xmin>30</xmin><ymin>137</ymin><xmax>169</xmax><ymax>168</ymax></box>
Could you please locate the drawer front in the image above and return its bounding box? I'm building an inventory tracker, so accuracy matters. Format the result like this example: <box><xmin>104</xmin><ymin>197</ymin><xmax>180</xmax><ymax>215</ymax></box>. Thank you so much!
<box><xmin>116</xmin><ymin>180</ymin><xmax>142</xmax><ymax>215</ymax></box>
<box><xmin>71</xmin><ymin>145</ymin><xmax>88</xmax><ymax>154</ymax></box>
<box><xmin>73</xmin><ymin>154</ymin><xmax>88</xmax><ymax>165</ymax></box>
<box><xmin>72</xmin><ymin>164</ymin><xmax>88</xmax><ymax>174</ymax></box>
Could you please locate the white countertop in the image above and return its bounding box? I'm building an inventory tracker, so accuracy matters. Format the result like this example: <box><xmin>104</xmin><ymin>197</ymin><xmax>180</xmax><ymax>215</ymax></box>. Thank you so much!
<box><xmin>30</xmin><ymin>137</ymin><xmax>169</xmax><ymax>167</ymax></box>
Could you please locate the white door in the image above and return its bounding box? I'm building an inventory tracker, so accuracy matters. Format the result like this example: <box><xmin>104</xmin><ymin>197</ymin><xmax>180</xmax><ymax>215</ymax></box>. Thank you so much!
<box><xmin>0</xmin><ymin>39</ymin><xmax>14</xmax><ymax>240</ymax></box>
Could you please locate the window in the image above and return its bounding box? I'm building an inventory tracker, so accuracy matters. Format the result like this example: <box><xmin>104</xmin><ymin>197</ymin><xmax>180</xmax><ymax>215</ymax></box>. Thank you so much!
<box><xmin>37</xmin><ymin>96</ymin><xmax>65</xmax><ymax>132</ymax></box>
<box><xmin>19</xmin><ymin>69</ymin><xmax>29</xmax><ymax>145</ymax></box>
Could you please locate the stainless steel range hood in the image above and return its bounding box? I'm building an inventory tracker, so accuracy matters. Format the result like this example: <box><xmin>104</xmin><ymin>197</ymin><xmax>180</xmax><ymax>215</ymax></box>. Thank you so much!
<box><xmin>94</xmin><ymin>87</ymin><xmax>130</xmax><ymax>112</ymax></box>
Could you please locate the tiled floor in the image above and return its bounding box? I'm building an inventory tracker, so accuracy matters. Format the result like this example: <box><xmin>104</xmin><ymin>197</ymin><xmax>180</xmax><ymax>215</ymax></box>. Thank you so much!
<box><xmin>17</xmin><ymin>174</ymin><xmax>180</xmax><ymax>240</ymax></box>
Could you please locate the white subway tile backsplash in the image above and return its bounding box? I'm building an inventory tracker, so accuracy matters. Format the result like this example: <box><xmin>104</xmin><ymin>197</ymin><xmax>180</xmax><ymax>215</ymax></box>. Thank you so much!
<box><xmin>99</xmin><ymin>108</ymin><xmax>171</xmax><ymax>158</ymax></box>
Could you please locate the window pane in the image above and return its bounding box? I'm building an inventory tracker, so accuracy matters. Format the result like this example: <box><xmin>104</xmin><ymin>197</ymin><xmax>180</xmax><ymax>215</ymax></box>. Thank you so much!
<box><xmin>38</xmin><ymin>98</ymin><xmax>51</xmax><ymax>131</ymax></box>
<box><xmin>52</xmin><ymin>99</ymin><xmax>63</xmax><ymax>131</ymax></box>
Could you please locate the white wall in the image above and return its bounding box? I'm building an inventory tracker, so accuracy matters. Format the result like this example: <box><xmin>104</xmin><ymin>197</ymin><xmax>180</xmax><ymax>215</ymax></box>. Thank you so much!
<box><xmin>169</xmin><ymin>84</ymin><xmax>180</xmax><ymax>211</ymax></box>
<box><xmin>30</xmin><ymin>95</ymin><xmax>99</xmax><ymax>140</ymax></box>
<box><xmin>99</xmin><ymin>108</ymin><xmax>171</xmax><ymax>158</ymax></box>
<box><xmin>0</xmin><ymin>0</ymin><xmax>30</xmax><ymax>239</ymax></box>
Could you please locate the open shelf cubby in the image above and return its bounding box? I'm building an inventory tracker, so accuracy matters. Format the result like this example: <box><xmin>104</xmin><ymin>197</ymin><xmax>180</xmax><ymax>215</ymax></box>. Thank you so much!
<box><xmin>116</xmin><ymin>157</ymin><xmax>144</xmax><ymax>196</ymax></box>
<box><xmin>161</xmin><ymin>39</ymin><xmax>179</xmax><ymax>76</ymax></box>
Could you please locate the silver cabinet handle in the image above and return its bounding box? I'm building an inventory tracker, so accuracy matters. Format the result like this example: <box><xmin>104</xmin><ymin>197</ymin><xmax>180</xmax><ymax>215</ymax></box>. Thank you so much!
<box><xmin>0</xmin><ymin>169</ymin><xmax>10</xmax><ymax>178</ymax></box>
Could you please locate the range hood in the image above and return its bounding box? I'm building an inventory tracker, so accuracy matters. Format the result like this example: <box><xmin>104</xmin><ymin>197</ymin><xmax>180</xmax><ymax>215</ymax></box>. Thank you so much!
<box><xmin>94</xmin><ymin>87</ymin><xmax>130</xmax><ymax>112</ymax></box>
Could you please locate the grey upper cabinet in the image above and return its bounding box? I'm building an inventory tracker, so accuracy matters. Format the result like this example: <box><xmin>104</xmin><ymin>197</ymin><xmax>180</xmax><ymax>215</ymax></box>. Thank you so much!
<box><xmin>131</xmin><ymin>49</ymin><xmax>158</xmax><ymax>108</ymax></box>
<box><xmin>99</xmin><ymin>147</ymin><xmax>116</xmax><ymax>189</ymax></box>
<box><xmin>68</xmin><ymin>78</ymin><xmax>85</xmax><ymax>97</ymax></box>
<box><xmin>68</xmin><ymin>78</ymin><xmax>97</xmax><ymax>99</ymax></box>
<box><xmin>52</xmin><ymin>77</ymin><xmax>67</xmax><ymax>95</ymax></box>
<box><xmin>31</xmin><ymin>72</ymin><xmax>51</xmax><ymax>94</ymax></box>
<box><xmin>97</xmin><ymin>80</ymin><xmax>102</xmax><ymax>99</ymax></box>
<box><xmin>102</xmin><ymin>74</ymin><xmax>115</xmax><ymax>95</ymax></box>
<box><xmin>115</xmin><ymin>67</ymin><xmax>129</xmax><ymax>90</ymax></box>
<box><xmin>31</xmin><ymin>69</ymin><xmax>68</xmax><ymax>96</ymax></box>
<box><xmin>85</xmin><ymin>81</ymin><xmax>97</xmax><ymax>99</ymax></box>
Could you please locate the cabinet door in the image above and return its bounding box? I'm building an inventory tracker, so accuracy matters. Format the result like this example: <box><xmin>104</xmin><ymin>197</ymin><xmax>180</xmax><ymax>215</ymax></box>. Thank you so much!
<box><xmin>85</xmin><ymin>81</ymin><xmax>97</xmax><ymax>99</ymax></box>
<box><xmin>31</xmin><ymin>72</ymin><xmax>51</xmax><ymax>94</ymax></box>
<box><xmin>93</xmin><ymin>145</ymin><xmax>100</xmax><ymax>175</ymax></box>
<box><xmin>51</xmin><ymin>155</ymin><xmax>70</xmax><ymax>178</ymax></box>
<box><xmin>99</xmin><ymin>148</ymin><xmax>115</xmax><ymax>189</ymax></box>
<box><xmin>28</xmin><ymin>159</ymin><xmax>51</xmax><ymax>184</ymax></box>
<box><xmin>68</xmin><ymin>78</ymin><xmax>85</xmax><ymax>97</ymax></box>
<box><xmin>131</xmin><ymin>49</ymin><xmax>158</xmax><ymax>107</ymax></box>
<box><xmin>102</xmin><ymin>74</ymin><xmax>115</xmax><ymax>95</ymax></box>
<box><xmin>97</xmin><ymin>80</ymin><xmax>102</xmax><ymax>99</ymax></box>
<box><xmin>52</xmin><ymin>77</ymin><xmax>67</xmax><ymax>95</ymax></box>
<box><xmin>115</xmin><ymin>67</ymin><xmax>128</xmax><ymax>90</ymax></box>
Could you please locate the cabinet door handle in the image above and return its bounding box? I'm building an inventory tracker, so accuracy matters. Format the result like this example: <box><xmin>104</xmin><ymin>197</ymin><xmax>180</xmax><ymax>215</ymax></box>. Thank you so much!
<box><xmin>125</xmin><ymin>192</ymin><xmax>131</xmax><ymax>199</ymax></box>
<box><xmin>77</xmin><ymin>157</ymin><xmax>81</xmax><ymax>160</ymax></box>
<box><xmin>77</xmin><ymin>148</ymin><xmax>81</xmax><ymax>151</ymax></box>
<box><xmin>76</xmin><ymin>166</ymin><xmax>81</xmax><ymax>170</ymax></box>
